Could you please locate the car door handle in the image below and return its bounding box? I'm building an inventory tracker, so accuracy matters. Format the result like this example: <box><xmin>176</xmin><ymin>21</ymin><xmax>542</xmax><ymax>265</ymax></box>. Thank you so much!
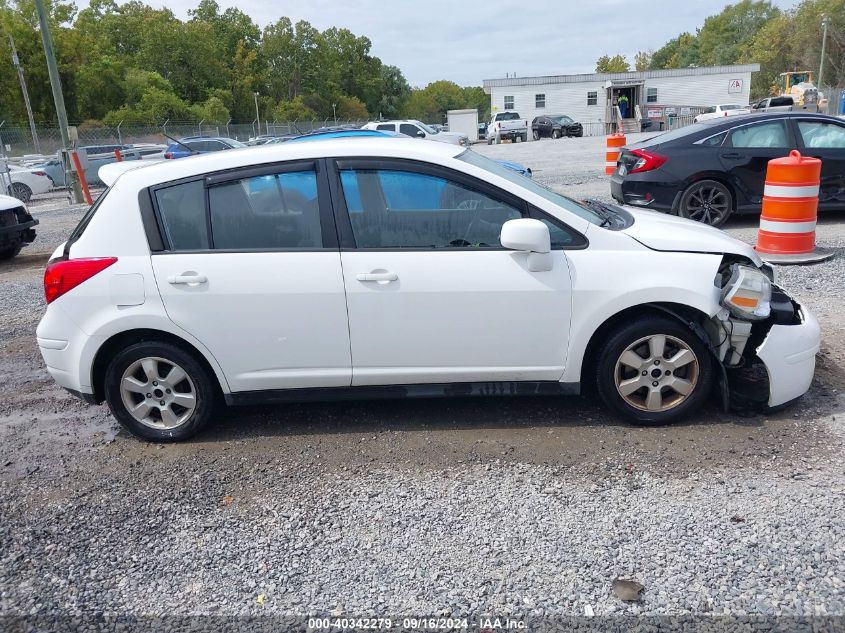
<box><xmin>356</xmin><ymin>271</ymin><xmax>398</xmax><ymax>282</ymax></box>
<box><xmin>167</xmin><ymin>273</ymin><xmax>207</xmax><ymax>285</ymax></box>
<box><xmin>721</xmin><ymin>152</ymin><xmax>744</xmax><ymax>160</ymax></box>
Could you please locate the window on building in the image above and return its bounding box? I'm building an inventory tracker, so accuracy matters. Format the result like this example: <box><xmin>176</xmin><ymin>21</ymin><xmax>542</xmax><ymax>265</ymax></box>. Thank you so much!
<box><xmin>535</xmin><ymin>94</ymin><xmax>546</xmax><ymax>108</ymax></box>
<box><xmin>504</xmin><ymin>95</ymin><xmax>514</xmax><ymax>110</ymax></box>
<box><xmin>647</xmin><ymin>87</ymin><xmax>658</xmax><ymax>103</ymax></box>
<box><xmin>587</xmin><ymin>91</ymin><xmax>598</xmax><ymax>106</ymax></box>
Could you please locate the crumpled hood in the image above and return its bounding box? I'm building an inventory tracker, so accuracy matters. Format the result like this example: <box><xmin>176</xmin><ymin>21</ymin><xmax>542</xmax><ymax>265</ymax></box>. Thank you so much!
<box><xmin>622</xmin><ymin>208</ymin><xmax>763</xmax><ymax>266</ymax></box>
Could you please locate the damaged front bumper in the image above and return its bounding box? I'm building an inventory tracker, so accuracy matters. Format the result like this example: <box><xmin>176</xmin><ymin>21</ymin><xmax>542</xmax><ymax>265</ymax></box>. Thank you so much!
<box><xmin>756</xmin><ymin>301</ymin><xmax>820</xmax><ymax>407</ymax></box>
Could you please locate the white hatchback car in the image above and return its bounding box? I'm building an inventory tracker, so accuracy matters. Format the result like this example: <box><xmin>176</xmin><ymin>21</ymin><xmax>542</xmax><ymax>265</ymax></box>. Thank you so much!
<box><xmin>37</xmin><ymin>138</ymin><xmax>820</xmax><ymax>441</ymax></box>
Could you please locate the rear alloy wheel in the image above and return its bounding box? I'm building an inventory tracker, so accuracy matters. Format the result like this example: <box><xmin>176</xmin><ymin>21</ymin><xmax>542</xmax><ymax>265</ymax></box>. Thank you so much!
<box><xmin>595</xmin><ymin>316</ymin><xmax>713</xmax><ymax>424</ymax></box>
<box><xmin>105</xmin><ymin>341</ymin><xmax>217</xmax><ymax>441</ymax></box>
<box><xmin>533</xmin><ymin>130</ymin><xmax>540</xmax><ymax>141</ymax></box>
<box><xmin>9</xmin><ymin>183</ymin><xmax>32</xmax><ymax>203</ymax></box>
<box><xmin>552</xmin><ymin>129</ymin><xmax>561</xmax><ymax>139</ymax></box>
<box><xmin>679</xmin><ymin>180</ymin><xmax>732</xmax><ymax>227</ymax></box>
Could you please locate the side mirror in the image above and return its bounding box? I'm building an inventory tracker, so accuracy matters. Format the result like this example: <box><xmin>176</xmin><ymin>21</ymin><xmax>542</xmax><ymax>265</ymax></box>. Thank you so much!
<box><xmin>500</xmin><ymin>218</ymin><xmax>552</xmax><ymax>272</ymax></box>
<box><xmin>416</xmin><ymin>130</ymin><xmax>426</xmax><ymax>138</ymax></box>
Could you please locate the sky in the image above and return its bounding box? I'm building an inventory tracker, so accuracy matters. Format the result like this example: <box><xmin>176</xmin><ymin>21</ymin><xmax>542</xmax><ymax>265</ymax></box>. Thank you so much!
<box><xmin>85</xmin><ymin>0</ymin><xmax>797</xmax><ymax>86</ymax></box>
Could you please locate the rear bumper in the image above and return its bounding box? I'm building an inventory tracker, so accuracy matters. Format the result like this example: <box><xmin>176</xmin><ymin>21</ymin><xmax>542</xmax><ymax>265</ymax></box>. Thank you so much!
<box><xmin>610</xmin><ymin>173</ymin><xmax>678</xmax><ymax>212</ymax></box>
<box><xmin>37</xmin><ymin>305</ymin><xmax>100</xmax><ymax>402</ymax></box>
<box><xmin>756</xmin><ymin>302</ymin><xmax>820</xmax><ymax>407</ymax></box>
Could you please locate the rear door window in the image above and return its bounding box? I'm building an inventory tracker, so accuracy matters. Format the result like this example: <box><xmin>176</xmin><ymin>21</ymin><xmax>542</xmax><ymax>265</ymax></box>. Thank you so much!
<box><xmin>209</xmin><ymin>170</ymin><xmax>322</xmax><ymax>249</ymax></box>
<box><xmin>376</xmin><ymin>124</ymin><xmax>395</xmax><ymax>132</ymax></box>
<box><xmin>729</xmin><ymin>121</ymin><xmax>789</xmax><ymax>148</ymax></box>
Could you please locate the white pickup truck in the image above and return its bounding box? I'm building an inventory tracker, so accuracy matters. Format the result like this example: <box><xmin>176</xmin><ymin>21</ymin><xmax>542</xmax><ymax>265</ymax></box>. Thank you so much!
<box><xmin>487</xmin><ymin>111</ymin><xmax>529</xmax><ymax>144</ymax></box>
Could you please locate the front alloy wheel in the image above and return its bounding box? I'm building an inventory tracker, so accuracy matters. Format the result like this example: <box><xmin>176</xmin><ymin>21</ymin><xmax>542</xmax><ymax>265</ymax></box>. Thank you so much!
<box><xmin>595</xmin><ymin>315</ymin><xmax>713</xmax><ymax>424</ymax></box>
<box><xmin>614</xmin><ymin>335</ymin><xmax>699</xmax><ymax>412</ymax></box>
<box><xmin>679</xmin><ymin>180</ymin><xmax>732</xmax><ymax>227</ymax></box>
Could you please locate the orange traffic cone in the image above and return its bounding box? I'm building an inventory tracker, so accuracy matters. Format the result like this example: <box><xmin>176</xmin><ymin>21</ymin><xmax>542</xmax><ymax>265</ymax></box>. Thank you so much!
<box><xmin>605</xmin><ymin>133</ymin><xmax>626</xmax><ymax>176</ymax></box>
<box><xmin>755</xmin><ymin>150</ymin><xmax>832</xmax><ymax>264</ymax></box>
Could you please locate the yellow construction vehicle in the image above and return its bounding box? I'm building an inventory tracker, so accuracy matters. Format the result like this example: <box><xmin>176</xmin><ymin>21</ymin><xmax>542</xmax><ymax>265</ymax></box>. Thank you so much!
<box><xmin>775</xmin><ymin>71</ymin><xmax>829</xmax><ymax>112</ymax></box>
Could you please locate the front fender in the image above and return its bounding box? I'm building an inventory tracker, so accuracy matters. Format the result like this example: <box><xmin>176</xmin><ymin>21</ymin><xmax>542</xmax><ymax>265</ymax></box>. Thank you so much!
<box><xmin>561</xmin><ymin>248</ymin><xmax>722</xmax><ymax>382</ymax></box>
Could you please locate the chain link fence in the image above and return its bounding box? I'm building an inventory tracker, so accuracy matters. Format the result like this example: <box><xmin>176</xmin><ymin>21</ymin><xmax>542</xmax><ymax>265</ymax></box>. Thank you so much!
<box><xmin>0</xmin><ymin>120</ymin><xmax>369</xmax><ymax>158</ymax></box>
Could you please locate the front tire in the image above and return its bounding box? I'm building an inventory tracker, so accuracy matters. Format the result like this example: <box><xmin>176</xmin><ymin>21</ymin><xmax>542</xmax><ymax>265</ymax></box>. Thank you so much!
<box><xmin>104</xmin><ymin>341</ymin><xmax>217</xmax><ymax>441</ymax></box>
<box><xmin>679</xmin><ymin>180</ymin><xmax>733</xmax><ymax>227</ymax></box>
<box><xmin>595</xmin><ymin>316</ymin><xmax>713</xmax><ymax>425</ymax></box>
<box><xmin>551</xmin><ymin>129</ymin><xmax>561</xmax><ymax>139</ymax></box>
<box><xmin>9</xmin><ymin>183</ymin><xmax>32</xmax><ymax>202</ymax></box>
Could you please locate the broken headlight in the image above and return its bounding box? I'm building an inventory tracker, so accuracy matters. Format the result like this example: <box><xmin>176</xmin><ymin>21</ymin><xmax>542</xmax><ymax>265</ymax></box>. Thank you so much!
<box><xmin>720</xmin><ymin>264</ymin><xmax>772</xmax><ymax>321</ymax></box>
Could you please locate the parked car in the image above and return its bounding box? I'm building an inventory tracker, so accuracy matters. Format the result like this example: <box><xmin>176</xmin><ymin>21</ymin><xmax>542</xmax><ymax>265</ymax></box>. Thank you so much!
<box><xmin>751</xmin><ymin>96</ymin><xmax>795</xmax><ymax>113</ymax></box>
<box><xmin>362</xmin><ymin>120</ymin><xmax>469</xmax><ymax>146</ymax></box>
<box><xmin>693</xmin><ymin>104</ymin><xmax>751</xmax><ymax>123</ymax></box>
<box><xmin>38</xmin><ymin>137</ymin><xmax>818</xmax><ymax>441</ymax></box>
<box><xmin>1</xmin><ymin>164</ymin><xmax>52</xmax><ymax>202</ymax></box>
<box><xmin>0</xmin><ymin>194</ymin><xmax>37</xmax><ymax>259</ymax></box>
<box><xmin>163</xmin><ymin>137</ymin><xmax>246</xmax><ymax>159</ymax></box>
<box><xmin>610</xmin><ymin>112</ymin><xmax>845</xmax><ymax>226</ymax></box>
<box><xmin>532</xmin><ymin>114</ymin><xmax>583</xmax><ymax>140</ymax></box>
<box><xmin>28</xmin><ymin>156</ymin><xmax>65</xmax><ymax>187</ymax></box>
<box><xmin>487</xmin><ymin>112</ymin><xmax>529</xmax><ymax>144</ymax></box>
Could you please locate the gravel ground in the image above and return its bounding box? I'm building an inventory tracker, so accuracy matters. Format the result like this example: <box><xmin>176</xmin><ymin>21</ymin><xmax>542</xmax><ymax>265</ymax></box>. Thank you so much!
<box><xmin>2</xmin><ymin>137</ymin><xmax>844</xmax><ymax>624</ymax></box>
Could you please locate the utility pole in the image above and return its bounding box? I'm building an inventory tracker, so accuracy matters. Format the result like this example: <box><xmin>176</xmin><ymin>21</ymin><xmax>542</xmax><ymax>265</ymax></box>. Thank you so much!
<box><xmin>34</xmin><ymin>0</ymin><xmax>83</xmax><ymax>203</ymax></box>
<box><xmin>818</xmin><ymin>14</ymin><xmax>830</xmax><ymax>99</ymax></box>
<box><xmin>254</xmin><ymin>92</ymin><xmax>260</xmax><ymax>135</ymax></box>
<box><xmin>8</xmin><ymin>35</ymin><xmax>40</xmax><ymax>155</ymax></box>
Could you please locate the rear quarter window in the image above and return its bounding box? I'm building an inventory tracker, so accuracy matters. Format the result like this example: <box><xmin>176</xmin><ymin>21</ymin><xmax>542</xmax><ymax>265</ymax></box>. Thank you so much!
<box><xmin>154</xmin><ymin>180</ymin><xmax>209</xmax><ymax>250</ymax></box>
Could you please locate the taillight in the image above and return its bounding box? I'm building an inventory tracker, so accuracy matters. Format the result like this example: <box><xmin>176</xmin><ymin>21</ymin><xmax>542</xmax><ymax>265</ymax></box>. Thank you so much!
<box><xmin>628</xmin><ymin>149</ymin><xmax>668</xmax><ymax>174</ymax></box>
<box><xmin>164</xmin><ymin>153</ymin><xmax>173</xmax><ymax>159</ymax></box>
<box><xmin>44</xmin><ymin>257</ymin><xmax>117</xmax><ymax>304</ymax></box>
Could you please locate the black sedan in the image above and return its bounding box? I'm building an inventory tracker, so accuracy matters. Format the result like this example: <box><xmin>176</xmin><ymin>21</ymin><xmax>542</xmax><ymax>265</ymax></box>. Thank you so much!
<box><xmin>532</xmin><ymin>114</ymin><xmax>583</xmax><ymax>140</ymax></box>
<box><xmin>610</xmin><ymin>112</ymin><xmax>845</xmax><ymax>226</ymax></box>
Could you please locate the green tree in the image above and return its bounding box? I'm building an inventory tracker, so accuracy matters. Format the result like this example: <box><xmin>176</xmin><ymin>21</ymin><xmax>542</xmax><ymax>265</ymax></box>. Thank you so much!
<box><xmin>634</xmin><ymin>51</ymin><xmax>652</xmax><ymax>71</ymax></box>
<box><xmin>335</xmin><ymin>95</ymin><xmax>368</xmax><ymax>120</ymax></box>
<box><xmin>595</xmin><ymin>54</ymin><xmax>630</xmax><ymax>72</ymax></box>
<box><xmin>697</xmin><ymin>0</ymin><xmax>781</xmax><ymax>66</ymax></box>
<box><xmin>377</xmin><ymin>65</ymin><xmax>410</xmax><ymax>119</ymax></box>
<box><xmin>274</xmin><ymin>95</ymin><xmax>317</xmax><ymax>121</ymax></box>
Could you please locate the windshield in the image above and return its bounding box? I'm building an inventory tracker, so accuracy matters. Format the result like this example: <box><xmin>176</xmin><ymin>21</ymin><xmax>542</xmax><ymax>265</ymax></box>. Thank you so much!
<box><xmin>550</xmin><ymin>115</ymin><xmax>573</xmax><ymax>124</ymax></box>
<box><xmin>457</xmin><ymin>150</ymin><xmax>605</xmax><ymax>226</ymax></box>
<box><xmin>416</xmin><ymin>122</ymin><xmax>438</xmax><ymax>135</ymax></box>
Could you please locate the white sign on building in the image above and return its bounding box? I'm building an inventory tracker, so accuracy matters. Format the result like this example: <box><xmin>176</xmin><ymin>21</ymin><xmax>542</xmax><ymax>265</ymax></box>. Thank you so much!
<box><xmin>728</xmin><ymin>79</ymin><xmax>744</xmax><ymax>93</ymax></box>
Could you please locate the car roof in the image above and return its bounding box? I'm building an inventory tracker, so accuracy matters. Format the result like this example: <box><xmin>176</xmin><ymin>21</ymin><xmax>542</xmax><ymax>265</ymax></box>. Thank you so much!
<box><xmin>113</xmin><ymin>137</ymin><xmax>464</xmax><ymax>190</ymax></box>
<box><xmin>699</xmin><ymin>111</ymin><xmax>841</xmax><ymax>126</ymax></box>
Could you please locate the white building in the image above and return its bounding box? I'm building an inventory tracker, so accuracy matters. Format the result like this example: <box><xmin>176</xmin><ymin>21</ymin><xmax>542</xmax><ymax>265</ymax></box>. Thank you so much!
<box><xmin>483</xmin><ymin>64</ymin><xmax>760</xmax><ymax>135</ymax></box>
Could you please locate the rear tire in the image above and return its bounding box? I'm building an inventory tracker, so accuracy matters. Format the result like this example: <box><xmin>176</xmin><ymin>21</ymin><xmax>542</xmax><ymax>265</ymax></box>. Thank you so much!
<box><xmin>595</xmin><ymin>315</ymin><xmax>713</xmax><ymax>425</ymax></box>
<box><xmin>521</xmin><ymin>133</ymin><xmax>528</xmax><ymax>143</ymax></box>
<box><xmin>0</xmin><ymin>245</ymin><xmax>22</xmax><ymax>260</ymax></box>
<box><xmin>532</xmin><ymin>130</ymin><xmax>540</xmax><ymax>141</ymax></box>
<box><xmin>9</xmin><ymin>183</ymin><xmax>32</xmax><ymax>203</ymax></box>
<box><xmin>679</xmin><ymin>179</ymin><xmax>733</xmax><ymax>227</ymax></box>
<box><xmin>104</xmin><ymin>341</ymin><xmax>218</xmax><ymax>442</ymax></box>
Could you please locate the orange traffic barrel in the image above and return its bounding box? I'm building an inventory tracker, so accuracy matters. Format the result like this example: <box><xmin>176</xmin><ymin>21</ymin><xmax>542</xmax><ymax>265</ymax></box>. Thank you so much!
<box><xmin>605</xmin><ymin>133</ymin><xmax>626</xmax><ymax>175</ymax></box>
<box><xmin>755</xmin><ymin>150</ymin><xmax>831</xmax><ymax>264</ymax></box>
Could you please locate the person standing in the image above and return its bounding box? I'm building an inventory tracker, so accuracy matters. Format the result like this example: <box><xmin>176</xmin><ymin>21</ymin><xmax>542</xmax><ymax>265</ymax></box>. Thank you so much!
<box><xmin>618</xmin><ymin>93</ymin><xmax>629</xmax><ymax>119</ymax></box>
